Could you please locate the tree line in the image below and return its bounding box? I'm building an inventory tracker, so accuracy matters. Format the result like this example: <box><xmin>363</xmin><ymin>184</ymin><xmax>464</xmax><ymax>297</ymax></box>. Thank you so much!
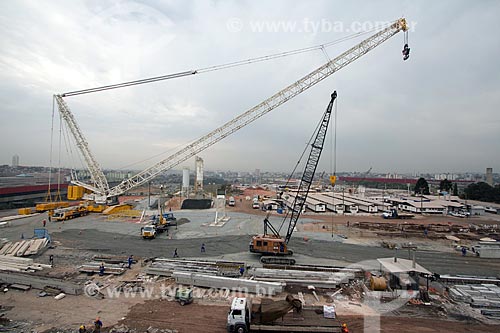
<box><xmin>413</xmin><ymin>177</ymin><xmax>500</xmax><ymax>204</ymax></box>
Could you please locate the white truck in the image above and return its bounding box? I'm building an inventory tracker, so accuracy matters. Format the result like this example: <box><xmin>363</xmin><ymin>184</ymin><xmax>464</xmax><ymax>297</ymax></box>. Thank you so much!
<box><xmin>252</xmin><ymin>197</ymin><xmax>260</xmax><ymax>209</ymax></box>
<box><xmin>228</xmin><ymin>196</ymin><xmax>236</xmax><ymax>207</ymax></box>
<box><xmin>227</xmin><ymin>297</ymin><xmax>342</xmax><ymax>333</ymax></box>
<box><xmin>141</xmin><ymin>225</ymin><xmax>157</xmax><ymax>239</ymax></box>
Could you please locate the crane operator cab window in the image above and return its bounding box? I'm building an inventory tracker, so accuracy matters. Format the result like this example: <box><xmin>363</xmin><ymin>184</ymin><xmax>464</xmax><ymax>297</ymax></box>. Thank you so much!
<box><xmin>231</xmin><ymin>309</ymin><xmax>242</xmax><ymax>318</ymax></box>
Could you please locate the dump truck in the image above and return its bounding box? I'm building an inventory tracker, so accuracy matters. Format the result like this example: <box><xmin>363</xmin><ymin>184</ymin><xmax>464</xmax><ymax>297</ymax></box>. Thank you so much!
<box><xmin>227</xmin><ymin>296</ymin><xmax>342</xmax><ymax>333</ymax></box>
<box><xmin>51</xmin><ymin>206</ymin><xmax>88</xmax><ymax>222</ymax></box>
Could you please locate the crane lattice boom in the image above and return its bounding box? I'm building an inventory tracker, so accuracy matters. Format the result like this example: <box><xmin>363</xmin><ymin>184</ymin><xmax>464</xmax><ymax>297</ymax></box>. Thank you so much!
<box><xmin>58</xmin><ymin>19</ymin><xmax>408</xmax><ymax>201</ymax></box>
<box><xmin>284</xmin><ymin>91</ymin><xmax>336</xmax><ymax>243</ymax></box>
<box><xmin>55</xmin><ymin>95</ymin><xmax>109</xmax><ymax>198</ymax></box>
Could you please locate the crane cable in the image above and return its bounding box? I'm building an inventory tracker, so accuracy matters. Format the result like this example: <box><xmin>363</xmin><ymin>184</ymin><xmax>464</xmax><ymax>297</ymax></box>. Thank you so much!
<box><xmin>330</xmin><ymin>96</ymin><xmax>338</xmax><ymax>237</ymax></box>
<box><xmin>55</xmin><ymin>113</ymin><xmax>64</xmax><ymax>202</ymax></box>
<box><xmin>45</xmin><ymin>96</ymin><xmax>56</xmax><ymax>202</ymax></box>
<box><xmin>115</xmin><ymin>26</ymin><xmax>392</xmax><ymax>171</ymax></box>
<box><xmin>60</xmin><ymin>23</ymin><xmax>392</xmax><ymax>97</ymax></box>
<box><xmin>277</xmin><ymin>111</ymin><xmax>327</xmax><ymax>234</ymax></box>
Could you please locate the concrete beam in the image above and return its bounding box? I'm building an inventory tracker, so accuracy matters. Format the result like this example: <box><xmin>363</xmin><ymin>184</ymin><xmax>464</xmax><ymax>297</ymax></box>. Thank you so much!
<box><xmin>172</xmin><ymin>271</ymin><xmax>283</xmax><ymax>295</ymax></box>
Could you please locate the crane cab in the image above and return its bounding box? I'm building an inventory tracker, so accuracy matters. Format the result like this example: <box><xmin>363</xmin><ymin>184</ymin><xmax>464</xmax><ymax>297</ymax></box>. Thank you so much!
<box><xmin>249</xmin><ymin>234</ymin><xmax>289</xmax><ymax>255</ymax></box>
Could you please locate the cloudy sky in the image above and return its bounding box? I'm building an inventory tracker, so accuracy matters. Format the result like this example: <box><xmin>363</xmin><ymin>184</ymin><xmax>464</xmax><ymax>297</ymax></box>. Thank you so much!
<box><xmin>1</xmin><ymin>0</ymin><xmax>499</xmax><ymax>175</ymax></box>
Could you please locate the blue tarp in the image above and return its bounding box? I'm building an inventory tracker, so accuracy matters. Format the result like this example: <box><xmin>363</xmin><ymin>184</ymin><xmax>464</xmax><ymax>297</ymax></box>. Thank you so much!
<box><xmin>33</xmin><ymin>228</ymin><xmax>51</xmax><ymax>243</ymax></box>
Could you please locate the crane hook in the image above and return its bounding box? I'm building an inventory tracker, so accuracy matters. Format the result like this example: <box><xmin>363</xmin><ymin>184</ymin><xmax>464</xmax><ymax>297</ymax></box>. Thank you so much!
<box><xmin>402</xmin><ymin>44</ymin><xmax>410</xmax><ymax>61</ymax></box>
<box><xmin>402</xmin><ymin>31</ymin><xmax>410</xmax><ymax>61</ymax></box>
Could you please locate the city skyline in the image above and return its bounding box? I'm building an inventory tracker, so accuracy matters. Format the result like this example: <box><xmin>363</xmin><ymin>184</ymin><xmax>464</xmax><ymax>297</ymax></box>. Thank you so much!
<box><xmin>1</xmin><ymin>158</ymin><xmax>496</xmax><ymax>181</ymax></box>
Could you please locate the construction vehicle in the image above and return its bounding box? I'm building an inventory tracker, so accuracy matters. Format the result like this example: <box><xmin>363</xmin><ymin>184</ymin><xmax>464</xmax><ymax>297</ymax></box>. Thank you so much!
<box><xmin>252</xmin><ymin>200</ymin><xmax>260</xmax><ymax>209</ymax></box>
<box><xmin>151</xmin><ymin>212</ymin><xmax>177</xmax><ymax>233</ymax></box>
<box><xmin>227</xmin><ymin>296</ymin><xmax>342</xmax><ymax>333</ymax></box>
<box><xmin>51</xmin><ymin>206</ymin><xmax>89</xmax><ymax>222</ymax></box>
<box><xmin>249</xmin><ymin>91</ymin><xmax>337</xmax><ymax>265</ymax></box>
<box><xmin>382</xmin><ymin>209</ymin><xmax>414</xmax><ymax>220</ymax></box>
<box><xmin>141</xmin><ymin>225</ymin><xmax>157</xmax><ymax>239</ymax></box>
<box><xmin>54</xmin><ymin>18</ymin><xmax>409</xmax><ymax>204</ymax></box>
<box><xmin>150</xmin><ymin>192</ymin><xmax>176</xmax><ymax>233</ymax></box>
<box><xmin>174</xmin><ymin>287</ymin><xmax>193</xmax><ymax>306</ymax></box>
<box><xmin>228</xmin><ymin>196</ymin><xmax>236</xmax><ymax>206</ymax></box>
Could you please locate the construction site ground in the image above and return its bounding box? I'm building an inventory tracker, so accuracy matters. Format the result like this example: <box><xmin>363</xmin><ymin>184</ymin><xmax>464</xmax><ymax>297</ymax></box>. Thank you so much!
<box><xmin>1</xmin><ymin>197</ymin><xmax>500</xmax><ymax>332</ymax></box>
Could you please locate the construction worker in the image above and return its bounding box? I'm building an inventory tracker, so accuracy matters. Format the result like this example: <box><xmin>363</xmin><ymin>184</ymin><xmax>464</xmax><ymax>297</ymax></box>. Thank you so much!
<box><xmin>49</xmin><ymin>255</ymin><xmax>54</xmax><ymax>266</ymax></box>
<box><xmin>461</xmin><ymin>246</ymin><xmax>467</xmax><ymax>257</ymax></box>
<box><xmin>78</xmin><ymin>324</ymin><xmax>86</xmax><ymax>333</ymax></box>
<box><xmin>173</xmin><ymin>248</ymin><xmax>179</xmax><ymax>258</ymax></box>
<box><xmin>201</xmin><ymin>243</ymin><xmax>206</xmax><ymax>253</ymax></box>
<box><xmin>341</xmin><ymin>323</ymin><xmax>349</xmax><ymax>333</ymax></box>
<box><xmin>42</xmin><ymin>219</ymin><xmax>46</xmax><ymax>227</ymax></box>
<box><xmin>93</xmin><ymin>317</ymin><xmax>103</xmax><ymax>333</ymax></box>
<box><xmin>127</xmin><ymin>255</ymin><xmax>133</xmax><ymax>269</ymax></box>
<box><xmin>99</xmin><ymin>262</ymin><xmax>105</xmax><ymax>276</ymax></box>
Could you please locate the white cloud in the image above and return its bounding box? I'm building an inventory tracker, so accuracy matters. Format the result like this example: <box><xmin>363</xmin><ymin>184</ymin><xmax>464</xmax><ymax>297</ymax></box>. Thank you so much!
<box><xmin>0</xmin><ymin>0</ymin><xmax>499</xmax><ymax>174</ymax></box>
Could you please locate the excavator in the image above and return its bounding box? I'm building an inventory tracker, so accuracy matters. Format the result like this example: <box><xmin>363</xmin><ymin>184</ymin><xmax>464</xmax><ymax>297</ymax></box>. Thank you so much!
<box><xmin>249</xmin><ymin>91</ymin><xmax>337</xmax><ymax>265</ymax></box>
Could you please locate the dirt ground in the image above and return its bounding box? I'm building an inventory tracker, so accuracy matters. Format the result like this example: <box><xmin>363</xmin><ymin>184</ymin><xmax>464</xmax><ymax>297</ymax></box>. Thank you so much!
<box><xmin>115</xmin><ymin>299</ymin><xmax>228</xmax><ymax>333</ymax></box>
<box><xmin>1</xmin><ymin>199</ymin><xmax>500</xmax><ymax>332</ymax></box>
<box><xmin>343</xmin><ymin>315</ymin><xmax>500</xmax><ymax>333</ymax></box>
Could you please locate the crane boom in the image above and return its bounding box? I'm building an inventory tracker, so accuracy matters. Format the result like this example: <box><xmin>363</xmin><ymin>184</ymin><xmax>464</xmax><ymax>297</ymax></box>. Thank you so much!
<box><xmin>55</xmin><ymin>95</ymin><xmax>109</xmax><ymax>197</ymax></box>
<box><xmin>105</xmin><ymin>18</ymin><xmax>408</xmax><ymax>199</ymax></box>
<box><xmin>284</xmin><ymin>91</ymin><xmax>336</xmax><ymax>243</ymax></box>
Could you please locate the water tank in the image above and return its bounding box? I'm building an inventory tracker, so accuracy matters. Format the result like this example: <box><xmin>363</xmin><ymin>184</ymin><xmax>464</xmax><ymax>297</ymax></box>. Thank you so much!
<box><xmin>182</xmin><ymin>167</ymin><xmax>190</xmax><ymax>190</ymax></box>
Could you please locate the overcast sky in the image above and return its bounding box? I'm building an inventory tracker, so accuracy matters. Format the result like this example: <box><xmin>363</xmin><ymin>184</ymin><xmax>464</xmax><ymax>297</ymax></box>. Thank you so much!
<box><xmin>1</xmin><ymin>0</ymin><xmax>499</xmax><ymax>175</ymax></box>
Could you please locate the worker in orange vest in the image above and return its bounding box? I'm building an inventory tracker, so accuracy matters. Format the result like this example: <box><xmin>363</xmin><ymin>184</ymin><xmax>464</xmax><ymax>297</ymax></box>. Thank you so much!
<box><xmin>341</xmin><ymin>323</ymin><xmax>349</xmax><ymax>333</ymax></box>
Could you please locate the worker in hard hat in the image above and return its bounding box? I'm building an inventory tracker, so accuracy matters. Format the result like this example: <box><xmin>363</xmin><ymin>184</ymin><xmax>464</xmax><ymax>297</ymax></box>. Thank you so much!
<box><xmin>78</xmin><ymin>324</ymin><xmax>86</xmax><ymax>333</ymax></box>
<box><xmin>341</xmin><ymin>323</ymin><xmax>349</xmax><ymax>333</ymax></box>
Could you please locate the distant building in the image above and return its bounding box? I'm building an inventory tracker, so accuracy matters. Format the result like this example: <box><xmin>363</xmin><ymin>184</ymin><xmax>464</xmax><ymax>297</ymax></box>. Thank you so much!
<box><xmin>486</xmin><ymin>168</ymin><xmax>493</xmax><ymax>186</ymax></box>
<box><xmin>255</xmin><ymin>168</ymin><xmax>261</xmax><ymax>184</ymax></box>
<box><xmin>12</xmin><ymin>154</ymin><xmax>19</xmax><ymax>167</ymax></box>
<box><xmin>434</xmin><ymin>173</ymin><xmax>458</xmax><ymax>181</ymax></box>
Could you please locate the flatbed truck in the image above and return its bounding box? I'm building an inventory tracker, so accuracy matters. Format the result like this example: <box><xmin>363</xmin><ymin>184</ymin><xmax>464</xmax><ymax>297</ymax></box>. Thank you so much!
<box><xmin>227</xmin><ymin>297</ymin><xmax>341</xmax><ymax>333</ymax></box>
<box><xmin>382</xmin><ymin>209</ymin><xmax>414</xmax><ymax>220</ymax></box>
